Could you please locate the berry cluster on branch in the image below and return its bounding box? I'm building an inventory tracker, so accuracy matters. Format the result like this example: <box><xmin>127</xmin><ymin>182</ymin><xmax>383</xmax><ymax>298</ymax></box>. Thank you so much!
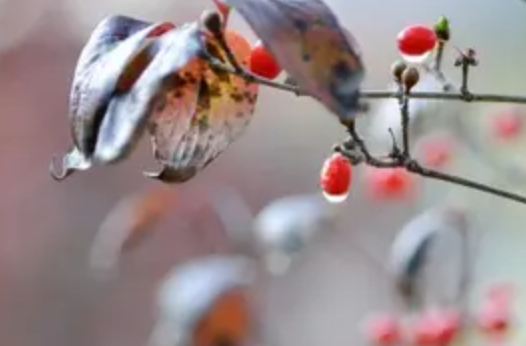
<box><xmin>202</xmin><ymin>12</ymin><xmax>526</xmax><ymax>205</ymax></box>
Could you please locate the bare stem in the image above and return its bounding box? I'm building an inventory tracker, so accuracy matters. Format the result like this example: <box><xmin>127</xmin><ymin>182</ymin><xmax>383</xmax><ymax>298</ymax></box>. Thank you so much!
<box><xmin>434</xmin><ymin>40</ymin><xmax>445</xmax><ymax>72</ymax></box>
<box><xmin>207</xmin><ymin>59</ymin><xmax>526</xmax><ymax>104</ymax></box>
<box><xmin>344</xmin><ymin>122</ymin><xmax>526</xmax><ymax>204</ymax></box>
<box><xmin>206</xmin><ymin>26</ymin><xmax>526</xmax><ymax>206</ymax></box>
<box><xmin>400</xmin><ymin>91</ymin><xmax>410</xmax><ymax>157</ymax></box>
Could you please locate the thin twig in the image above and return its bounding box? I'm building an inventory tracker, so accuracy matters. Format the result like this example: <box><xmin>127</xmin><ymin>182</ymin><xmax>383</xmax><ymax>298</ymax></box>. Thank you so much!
<box><xmin>434</xmin><ymin>40</ymin><xmax>445</xmax><ymax>72</ymax></box>
<box><xmin>207</xmin><ymin>59</ymin><xmax>526</xmax><ymax>104</ymax></box>
<box><xmin>204</xmin><ymin>20</ymin><xmax>526</xmax><ymax>206</ymax></box>
<box><xmin>400</xmin><ymin>91</ymin><xmax>410</xmax><ymax>157</ymax></box>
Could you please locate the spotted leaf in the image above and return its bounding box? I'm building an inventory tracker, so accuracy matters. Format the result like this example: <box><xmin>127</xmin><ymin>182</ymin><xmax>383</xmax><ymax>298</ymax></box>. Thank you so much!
<box><xmin>50</xmin><ymin>21</ymin><xmax>203</xmax><ymax>181</ymax></box>
<box><xmin>144</xmin><ymin>30</ymin><xmax>259</xmax><ymax>183</ymax></box>
<box><xmin>222</xmin><ymin>0</ymin><xmax>365</xmax><ymax>121</ymax></box>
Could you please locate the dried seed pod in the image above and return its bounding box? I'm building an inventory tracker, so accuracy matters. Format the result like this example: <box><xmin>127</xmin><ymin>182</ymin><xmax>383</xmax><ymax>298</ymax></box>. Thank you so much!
<box><xmin>401</xmin><ymin>66</ymin><xmax>420</xmax><ymax>92</ymax></box>
<box><xmin>391</xmin><ymin>60</ymin><xmax>407</xmax><ymax>84</ymax></box>
<box><xmin>149</xmin><ymin>255</ymin><xmax>256</xmax><ymax>346</ymax></box>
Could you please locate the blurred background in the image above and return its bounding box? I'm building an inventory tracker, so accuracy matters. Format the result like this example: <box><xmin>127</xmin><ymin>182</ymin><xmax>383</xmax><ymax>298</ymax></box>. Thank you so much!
<box><xmin>1</xmin><ymin>0</ymin><xmax>526</xmax><ymax>345</ymax></box>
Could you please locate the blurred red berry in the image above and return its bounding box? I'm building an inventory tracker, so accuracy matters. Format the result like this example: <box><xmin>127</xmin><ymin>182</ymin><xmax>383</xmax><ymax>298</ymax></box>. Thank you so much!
<box><xmin>477</xmin><ymin>284</ymin><xmax>514</xmax><ymax>335</ymax></box>
<box><xmin>362</xmin><ymin>313</ymin><xmax>401</xmax><ymax>346</ymax></box>
<box><xmin>418</xmin><ymin>135</ymin><xmax>454</xmax><ymax>169</ymax></box>
<box><xmin>397</xmin><ymin>25</ymin><xmax>437</xmax><ymax>62</ymax></box>
<box><xmin>477</xmin><ymin>301</ymin><xmax>510</xmax><ymax>335</ymax></box>
<box><xmin>249</xmin><ymin>41</ymin><xmax>282</xmax><ymax>79</ymax></box>
<box><xmin>487</xmin><ymin>283</ymin><xmax>514</xmax><ymax>305</ymax></box>
<box><xmin>365</xmin><ymin>167</ymin><xmax>414</xmax><ymax>200</ymax></box>
<box><xmin>491</xmin><ymin>108</ymin><xmax>523</xmax><ymax>140</ymax></box>
<box><xmin>320</xmin><ymin>152</ymin><xmax>352</xmax><ymax>201</ymax></box>
<box><xmin>410</xmin><ymin>316</ymin><xmax>437</xmax><ymax>346</ymax></box>
<box><xmin>429</xmin><ymin>309</ymin><xmax>460</xmax><ymax>346</ymax></box>
<box><xmin>409</xmin><ymin>309</ymin><xmax>459</xmax><ymax>346</ymax></box>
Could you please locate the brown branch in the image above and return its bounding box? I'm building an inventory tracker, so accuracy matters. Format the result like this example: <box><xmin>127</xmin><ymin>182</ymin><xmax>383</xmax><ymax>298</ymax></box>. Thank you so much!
<box><xmin>201</xmin><ymin>13</ymin><xmax>526</xmax><ymax>206</ymax></box>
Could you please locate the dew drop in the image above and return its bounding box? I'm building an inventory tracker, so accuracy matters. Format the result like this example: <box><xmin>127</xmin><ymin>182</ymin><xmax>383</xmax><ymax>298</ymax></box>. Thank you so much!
<box><xmin>400</xmin><ymin>51</ymin><xmax>431</xmax><ymax>64</ymax></box>
<box><xmin>322</xmin><ymin>191</ymin><xmax>348</xmax><ymax>204</ymax></box>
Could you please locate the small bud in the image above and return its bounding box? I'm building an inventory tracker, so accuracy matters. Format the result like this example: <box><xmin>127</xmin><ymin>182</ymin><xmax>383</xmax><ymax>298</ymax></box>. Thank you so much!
<box><xmin>391</xmin><ymin>60</ymin><xmax>408</xmax><ymax>84</ymax></box>
<box><xmin>201</xmin><ymin>10</ymin><xmax>223</xmax><ymax>35</ymax></box>
<box><xmin>401</xmin><ymin>67</ymin><xmax>419</xmax><ymax>92</ymax></box>
<box><xmin>465</xmin><ymin>48</ymin><xmax>478</xmax><ymax>65</ymax></box>
<box><xmin>434</xmin><ymin>15</ymin><xmax>450</xmax><ymax>41</ymax></box>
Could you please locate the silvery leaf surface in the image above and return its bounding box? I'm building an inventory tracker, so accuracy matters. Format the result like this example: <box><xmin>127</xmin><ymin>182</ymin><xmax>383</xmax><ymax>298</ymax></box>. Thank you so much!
<box><xmin>69</xmin><ymin>16</ymin><xmax>158</xmax><ymax>156</ymax></box>
<box><xmin>223</xmin><ymin>0</ymin><xmax>365</xmax><ymax>121</ymax></box>
<box><xmin>93</xmin><ymin>22</ymin><xmax>206</xmax><ymax>164</ymax></box>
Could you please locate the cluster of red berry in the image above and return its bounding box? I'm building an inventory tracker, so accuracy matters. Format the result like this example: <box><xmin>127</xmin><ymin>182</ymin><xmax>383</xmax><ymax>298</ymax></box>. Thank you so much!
<box><xmin>362</xmin><ymin>284</ymin><xmax>514</xmax><ymax>346</ymax></box>
<box><xmin>319</xmin><ymin>149</ymin><xmax>416</xmax><ymax>203</ymax></box>
<box><xmin>318</xmin><ymin>23</ymin><xmax>441</xmax><ymax>204</ymax></box>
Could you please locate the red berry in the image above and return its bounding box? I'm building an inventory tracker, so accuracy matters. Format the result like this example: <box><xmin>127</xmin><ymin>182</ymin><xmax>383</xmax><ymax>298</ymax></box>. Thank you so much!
<box><xmin>397</xmin><ymin>25</ymin><xmax>437</xmax><ymax>58</ymax></box>
<box><xmin>147</xmin><ymin>22</ymin><xmax>176</xmax><ymax>38</ymax></box>
<box><xmin>365</xmin><ymin>167</ymin><xmax>414</xmax><ymax>200</ymax></box>
<box><xmin>409</xmin><ymin>309</ymin><xmax>459</xmax><ymax>346</ymax></box>
<box><xmin>249</xmin><ymin>41</ymin><xmax>282</xmax><ymax>79</ymax></box>
<box><xmin>410</xmin><ymin>316</ymin><xmax>437</xmax><ymax>346</ymax></box>
<box><xmin>362</xmin><ymin>313</ymin><xmax>401</xmax><ymax>346</ymax></box>
<box><xmin>320</xmin><ymin>152</ymin><xmax>352</xmax><ymax>201</ymax></box>
<box><xmin>429</xmin><ymin>309</ymin><xmax>460</xmax><ymax>346</ymax></box>
<box><xmin>417</xmin><ymin>134</ymin><xmax>454</xmax><ymax>168</ymax></box>
<box><xmin>477</xmin><ymin>301</ymin><xmax>510</xmax><ymax>334</ymax></box>
<box><xmin>491</xmin><ymin>108</ymin><xmax>523</xmax><ymax>140</ymax></box>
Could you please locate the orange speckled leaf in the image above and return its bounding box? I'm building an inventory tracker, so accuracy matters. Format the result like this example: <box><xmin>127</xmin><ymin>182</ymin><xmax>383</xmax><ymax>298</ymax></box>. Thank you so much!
<box><xmin>145</xmin><ymin>30</ymin><xmax>259</xmax><ymax>183</ymax></box>
<box><xmin>223</xmin><ymin>0</ymin><xmax>365</xmax><ymax>121</ymax></box>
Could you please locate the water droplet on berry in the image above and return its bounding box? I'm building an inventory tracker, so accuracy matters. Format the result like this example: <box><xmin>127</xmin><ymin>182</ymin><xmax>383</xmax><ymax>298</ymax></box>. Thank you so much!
<box><xmin>322</xmin><ymin>191</ymin><xmax>348</xmax><ymax>204</ymax></box>
<box><xmin>400</xmin><ymin>51</ymin><xmax>431</xmax><ymax>64</ymax></box>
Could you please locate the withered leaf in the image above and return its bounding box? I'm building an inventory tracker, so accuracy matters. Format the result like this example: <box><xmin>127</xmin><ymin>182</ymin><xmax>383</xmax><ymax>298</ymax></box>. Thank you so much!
<box><xmin>69</xmin><ymin>16</ymin><xmax>163</xmax><ymax>158</ymax></box>
<box><xmin>223</xmin><ymin>0</ymin><xmax>365</xmax><ymax>121</ymax></box>
<box><xmin>51</xmin><ymin>20</ymin><xmax>204</xmax><ymax>180</ymax></box>
<box><xmin>93</xmin><ymin>22</ymin><xmax>206</xmax><ymax>164</ymax></box>
<box><xmin>144</xmin><ymin>30</ymin><xmax>259</xmax><ymax>183</ymax></box>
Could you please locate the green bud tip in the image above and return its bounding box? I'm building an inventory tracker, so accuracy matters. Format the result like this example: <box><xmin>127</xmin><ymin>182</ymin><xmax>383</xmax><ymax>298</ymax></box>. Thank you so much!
<box><xmin>434</xmin><ymin>15</ymin><xmax>449</xmax><ymax>32</ymax></box>
<box><xmin>434</xmin><ymin>15</ymin><xmax>450</xmax><ymax>41</ymax></box>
